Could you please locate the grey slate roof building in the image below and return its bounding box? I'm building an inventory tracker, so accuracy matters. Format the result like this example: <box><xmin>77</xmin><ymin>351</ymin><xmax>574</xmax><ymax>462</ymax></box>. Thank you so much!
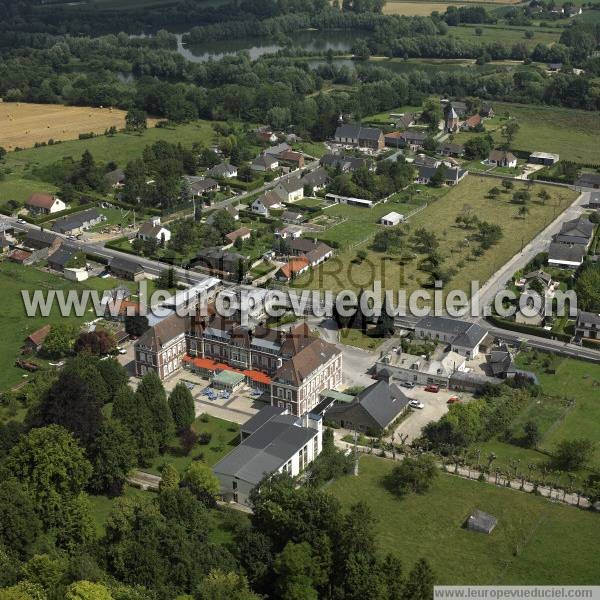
<box><xmin>323</xmin><ymin>380</ymin><xmax>409</xmax><ymax>434</ymax></box>
<box><xmin>575</xmin><ymin>172</ymin><xmax>600</xmax><ymax>189</ymax></box>
<box><xmin>334</xmin><ymin>124</ymin><xmax>384</xmax><ymax>148</ymax></box>
<box><xmin>300</xmin><ymin>167</ymin><xmax>331</xmax><ymax>189</ymax></box>
<box><xmin>415</xmin><ymin>316</ymin><xmax>487</xmax><ymax>358</ymax></box>
<box><xmin>108</xmin><ymin>257</ymin><xmax>145</xmax><ymax>281</ymax></box>
<box><xmin>51</xmin><ymin>208</ymin><xmax>102</xmax><ymax>234</ymax></box>
<box><xmin>213</xmin><ymin>407</ymin><xmax>322</xmax><ymax>505</ymax></box>
<box><xmin>553</xmin><ymin>217</ymin><xmax>594</xmax><ymax>246</ymax></box>
<box><xmin>47</xmin><ymin>245</ymin><xmax>78</xmax><ymax>272</ymax></box>
<box><xmin>547</xmin><ymin>241</ymin><xmax>585</xmax><ymax>267</ymax></box>
<box><xmin>23</xmin><ymin>229</ymin><xmax>59</xmax><ymax>250</ymax></box>
<box><xmin>207</xmin><ymin>162</ymin><xmax>237</xmax><ymax>178</ymax></box>
<box><xmin>320</xmin><ymin>154</ymin><xmax>372</xmax><ymax>173</ymax></box>
<box><xmin>466</xmin><ymin>510</ymin><xmax>497</xmax><ymax>534</ymax></box>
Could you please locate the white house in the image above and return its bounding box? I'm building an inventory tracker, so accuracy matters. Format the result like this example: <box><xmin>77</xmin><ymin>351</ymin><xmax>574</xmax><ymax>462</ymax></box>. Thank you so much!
<box><xmin>414</xmin><ymin>316</ymin><xmax>487</xmax><ymax>359</ymax></box>
<box><xmin>137</xmin><ymin>217</ymin><xmax>171</xmax><ymax>244</ymax></box>
<box><xmin>380</xmin><ymin>212</ymin><xmax>404</xmax><ymax>226</ymax></box>
<box><xmin>488</xmin><ymin>150</ymin><xmax>517</xmax><ymax>168</ymax></box>
<box><xmin>25</xmin><ymin>193</ymin><xmax>66</xmax><ymax>215</ymax></box>
<box><xmin>213</xmin><ymin>406</ymin><xmax>323</xmax><ymax>506</ymax></box>
<box><xmin>251</xmin><ymin>154</ymin><xmax>279</xmax><ymax>172</ymax></box>
<box><xmin>251</xmin><ymin>191</ymin><xmax>282</xmax><ymax>216</ymax></box>
<box><xmin>207</xmin><ymin>162</ymin><xmax>238</xmax><ymax>179</ymax></box>
<box><xmin>274</xmin><ymin>178</ymin><xmax>303</xmax><ymax>203</ymax></box>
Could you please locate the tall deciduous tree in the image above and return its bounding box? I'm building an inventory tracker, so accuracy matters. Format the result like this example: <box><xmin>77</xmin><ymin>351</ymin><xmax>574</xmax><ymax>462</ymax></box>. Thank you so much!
<box><xmin>169</xmin><ymin>383</ymin><xmax>195</xmax><ymax>432</ymax></box>
<box><xmin>135</xmin><ymin>371</ymin><xmax>174</xmax><ymax>450</ymax></box>
<box><xmin>402</xmin><ymin>558</ymin><xmax>435</xmax><ymax>600</ymax></box>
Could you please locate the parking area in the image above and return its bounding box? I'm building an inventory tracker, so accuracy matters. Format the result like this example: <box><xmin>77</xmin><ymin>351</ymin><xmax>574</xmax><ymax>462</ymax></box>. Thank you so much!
<box><xmin>388</xmin><ymin>385</ymin><xmax>474</xmax><ymax>443</ymax></box>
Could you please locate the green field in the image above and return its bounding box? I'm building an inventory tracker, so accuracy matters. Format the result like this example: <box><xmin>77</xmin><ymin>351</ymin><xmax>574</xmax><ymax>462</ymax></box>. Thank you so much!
<box><xmin>293</xmin><ymin>176</ymin><xmax>575</xmax><ymax>295</ymax></box>
<box><xmin>0</xmin><ymin>262</ymin><xmax>136</xmax><ymax>391</ymax></box>
<box><xmin>448</xmin><ymin>24</ymin><xmax>560</xmax><ymax>48</ymax></box>
<box><xmin>454</xmin><ymin>102</ymin><xmax>600</xmax><ymax>163</ymax></box>
<box><xmin>328</xmin><ymin>455</ymin><xmax>600</xmax><ymax>584</ymax></box>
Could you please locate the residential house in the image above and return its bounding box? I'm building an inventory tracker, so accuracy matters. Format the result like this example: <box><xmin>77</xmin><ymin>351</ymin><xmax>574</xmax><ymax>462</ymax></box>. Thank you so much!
<box><xmin>300</xmin><ymin>167</ymin><xmax>330</xmax><ymax>192</ymax></box>
<box><xmin>462</xmin><ymin>114</ymin><xmax>482</xmax><ymax>130</ymax></box>
<box><xmin>7</xmin><ymin>249</ymin><xmax>32</xmax><ymax>264</ymax></box>
<box><xmin>289</xmin><ymin>238</ymin><xmax>333</xmax><ymax>266</ymax></box>
<box><xmin>282</xmin><ymin>210</ymin><xmax>304</xmax><ymax>224</ymax></box>
<box><xmin>275</xmin><ymin>224</ymin><xmax>304</xmax><ymax>240</ymax></box>
<box><xmin>333</xmin><ymin>124</ymin><xmax>384</xmax><ymax>151</ymax></box>
<box><xmin>264</xmin><ymin>143</ymin><xmax>291</xmax><ymax>157</ymax></box>
<box><xmin>25</xmin><ymin>193</ymin><xmax>66</xmax><ymax>215</ymax></box>
<box><xmin>137</xmin><ymin>217</ymin><xmax>171</xmax><ymax>244</ymax></box>
<box><xmin>104</xmin><ymin>299</ymin><xmax>141</xmax><ymax>322</ymax></box>
<box><xmin>415</xmin><ymin>164</ymin><xmax>468</xmax><ymax>186</ymax></box>
<box><xmin>108</xmin><ymin>257</ymin><xmax>145</xmax><ymax>281</ymax></box>
<box><xmin>480</xmin><ymin>104</ymin><xmax>494</xmax><ymax>118</ymax></box>
<box><xmin>23</xmin><ymin>229</ymin><xmax>60</xmax><ymax>251</ymax></box>
<box><xmin>486</xmin><ymin>343</ymin><xmax>538</xmax><ymax>383</ymax></box>
<box><xmin>276</xmin><ymin>257</ymin><xmax>310</xmax><ymax>281</ymax></box>
<box><xmin>186</xmin><ymin>176</ymin><xmax>219</xmax><ymax>196</ymax></box>
<box><xmin>575</xmin><ymin>172</ymin><xmax>600</xmax><ymax>190</ymax></box>
<box><xmin>52</xmin><ymin>208</ymin><xmax>104</xmax><ymax>235</ymax></box>
<box><xmin>135</xmin><ymin>312</ymin><xmax>187</xmax><ymax>379</ymax></box>
<box><xmin>251</xmin><ymin>153</ymin><xmax>279</xmax><ymax>172</ymax></box>
<box><xmin>193</xmin><ymin>247</ymin><xmax>246</xmax><ymax>280</ymax></box>
<box><xmin>488</xmin><ymin>150</ymin><xmax>517</xmax><ymax>168</ymax></box>
<box><xmin>276</xmin><ymin>150</ymin><xmax>305</xmax><ymax>170</ymax></box>
<box><xmin>256</xmin><ymin>130</ymin><xmax>278</xmax><ymax>144</ymax></box>
<box><xmin>323</xmin><ymin>380</ymin><xmax>410</xmax><ymax>435</ymax></box>
<box><xmin>529</xmin><ymin>152</ymin><xmax>560</xmax><ymax>166</ymax></box>
<box><xmin>22</xmin><ymin>324</ymin><xmax>52</xmax><ymax>353</ymax></box>
<box><xmin>320</xmin><ymin>154</ymin><xmax>373</xmax><ymax>173</ymax></box>
<box><xmin>547</xmin><ymin>242</ymin><xmax>585</xmax><ymax>268</ymax></box>
<box><xmin>391</xmin><ymin>112</ymin><xmax>416</xmax><ymax>129</ymax></box>
<box><xmin>207</xmin><ymin>162</ymin><xmax>238</xmax><ymax>179</ymax></box>
<box><xmin>251</xmin><ymin>191</ymin><xmax>282</xmax><ymax>216</ymax></box>
<box><xmin>274</xmin><ymin>178</ymin><xmax>303</xmax><ymax>204</ymax></box>
<box><xmin>384</xmin><ymin>131</ymin><xmax>405</xmax><ymax>148</ymax></box>
<box><xmin>104</xmin><ymin>168</ymin><xmax>125</xmax><ymax>188</ymax></box>
<box><xmin>437</xmin><ymin>142</ymin><xmax>465</xmax><ymax>157</ymax></box>
<box><xmin>380</xmin><ymin>212</ymin><xmax>404</xmax><ymax>227</ymax></box>
<box><xmin>213</xmin><ymin>407</ymin><xmax>323</xmax><ymax>506</ymax></box>
<box><xmin>553</xmin><ymin>217</ymin><xmax>594</xmax><ymax>249</ymax></box>
<box><xmin>575</xmin><ymin>311</ymin><xmax>600</xmax><ymax>342</ymax></box>
<box><xmin>399</xmin><ymin>130</ymin><xmax>429</xmax><ymax>151</ymax></box>
<box><xmin>47</xmin><ymin>245</ymin><xmax>78</xmax><ymax>272</ymax></box>
<box><xmin>414</xmin><ymin>315</ymin><xmax>487</xmax><ymax>359</ymax></box>
<box><xmin>225</xmin><ymin>227</ymin><xmax>252</xmax><ymax>246</ymax></box>
<box><xmin>445</xmin><ymin>100</ymin><xmax>467</xmax><ymax>117</ymax></box>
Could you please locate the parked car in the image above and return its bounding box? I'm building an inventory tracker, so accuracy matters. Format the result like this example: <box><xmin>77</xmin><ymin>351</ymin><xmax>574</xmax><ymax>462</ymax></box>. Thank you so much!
<box><xmin>447</xmin><ymin>395</ymin><xmax>460</xmax><ymax>404</ymax></box>
<box><xmin>409</xmin><ymin>400</ymin><xmax>425</xmax><ymax>409</ymax></box>
<box><xmin>17</xmin><ymin>218</ymin><xmax>26</xmax><ymax>224</ymax></box>
<box><xmin>400</xmin><ymin>381</ymin><xmax>415</xmax><ymax>389</ymax></box>
<box><xmin>424</xmin><ymin>384</ymin><xmax>439</xmax><ymax>393</ymax></box>
<box><xmin>117</xmin><ymin>347</ymin><xmax>127</xmax><ymax>355</ymax></box>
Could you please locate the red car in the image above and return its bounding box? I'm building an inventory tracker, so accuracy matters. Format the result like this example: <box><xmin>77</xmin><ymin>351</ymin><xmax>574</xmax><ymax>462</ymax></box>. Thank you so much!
<box><xmin>424</xmin><ymin>384</ymin><xmax>439</xmax><ymax>393</ymax></box>
<box><xmin>447</xmin><ymin>395</ymin><xmax>460</xmax><ymax>404</ymax></box>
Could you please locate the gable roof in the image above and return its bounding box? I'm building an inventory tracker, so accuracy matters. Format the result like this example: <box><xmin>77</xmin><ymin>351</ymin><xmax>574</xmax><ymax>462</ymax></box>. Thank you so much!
<box><xmin>279</xmin><ymin>257</ymin><xmax>309</xmax><ymax>279</ymax></box>
<box><xmin>105</xmin><ymin>168</ymin><xmax>125</xmax><ymax>186</ymax></box>
<box><xmin>136</xmin><ymin>312</ymin><xmax>186</xmax><ymax>352</ymax></box>
<box><xmin>274</xmin><ymin>336</ymin><xmax>340</xmax><ymax>386</ymax></box>
<box><xmin>264</xmin><ymin>142</ymin><xmax>291</xmax><ymax>157</ymax></box>
<box><xmin>278</xmin><ymin>178</ymin><xmax>303</xmax><ymax>193</ymax></box>
<box><xmin>578</xmin><ymin>311</ymin><xmax>600</xmax><ymax>326</ymax></box>
<box><xmin>138</xmin><ymin>221</ymin><xmax>169</xmax><ymax>238</ymax></box>
<box><xmin>252</xmin><ymin>154</ymin><xmax>279</xmax><ymax>169</ymax></box>
<box><xmin>109</xmin><ymin>257</ymin><xmax>144</xmax><ymax>275</ymax></box>
<box><xmin>255</xmin><ymin>190</ymin><xmax>281</xmax><ymax>208</ymax></box>
<box><xmin>25</xmin><ymin>324</ymin><xmax>52</xmax><ymax>347</ymax></box>
<box><xmin>548</xmin><ymin>242</ymin><xmax>585</xmax><ymax>263</ymax></box>
<box><xmin>47</xmin><ymin>244</ymin><xmax>78</xmax><ymax>268</ymax></box>
<box><xmin>208</xmin><ymin>162</ymin><xmax>237</xmax><ymax>177</ymax></box>
<box><xmin>25</xmin><ymin>193</ymin><xmax>58</xmax><ymax>209</ymax></box>
<box><xmin>186</xmin><ymin>176</ymin><xmax>219</xmax><ymax>194</ymax></box>
<box><xmin>225</xmin><ymin>227</ymin><xmax>251</xmax><ymax>244</ymax></box>
<box><xmin>23</xmin><ymin>229</ymin><xmax>59</xmax><ymax>249</ymax></box>
<box><xmin>416</xmin><ymin>316</ymin><xmax>486</xmax><ymax>348</ymax></box>
<box><xmin>300</xmin><ymin>167</ymin><xmax>330</xmax><ymax>188</ymax></box>
<box><xmin>52</xmin><ymin>208</ymin><xmax>101</xmax><ymax>233</ymax></box>
<box><xmin>489</xmin><ymin>150</ymin><xmax>516</xmax><ymax>163</ymax></box>
<box><xmin>335</xmin><ymin>124</ymin><xmax>382</xmax><ymax>142</ymax></box>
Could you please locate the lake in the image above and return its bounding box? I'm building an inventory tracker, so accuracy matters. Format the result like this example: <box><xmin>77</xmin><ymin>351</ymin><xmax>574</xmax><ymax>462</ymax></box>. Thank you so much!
<box><xmin>176</xmin><ymin>29</ymin><xmax>354</xmax><ymax>62</ymax></box>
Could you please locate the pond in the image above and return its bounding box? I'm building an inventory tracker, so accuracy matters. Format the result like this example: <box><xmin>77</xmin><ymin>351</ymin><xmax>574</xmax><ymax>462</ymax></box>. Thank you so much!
<box><xmin>176</xmin><ymin>29</ymin><xmax>354</xmax><ymax>62</ymax></box>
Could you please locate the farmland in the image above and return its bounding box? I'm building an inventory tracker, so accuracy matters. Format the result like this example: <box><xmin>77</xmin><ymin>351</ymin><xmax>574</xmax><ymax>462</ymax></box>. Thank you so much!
<box><xmin>383</xmin><ymin>2</ymin><xmax>467</xmax><ymax>16</ymax></box>
<box><xmin>448</xmin><ymin>24</ymin><xmax>561</xmax><ymax>48</ymax></box>
<box><xmin>293</xmin><ymin>176</ymin><xmax>575</xmax><ymax>295</ymax></box>
<box><xmin>454</xmin><ymin>102</ymin><xmax>600</xmax><ymax>163</ymax></box>
<box><xmin>0</xmin><ymin>102</ymin><xmax>159</xmax><ymax>151</ymax></box>
<box><xmin>328</xmin><ymin>455</ymin><xmax>600</xmax><ymax>585</ymax></box>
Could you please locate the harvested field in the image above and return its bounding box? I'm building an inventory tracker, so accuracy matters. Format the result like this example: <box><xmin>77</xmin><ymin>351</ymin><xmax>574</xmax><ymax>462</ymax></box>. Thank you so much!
<box><xmin>0</xmin><ymin>102</ymin><xmax>158</xmax><ymax>150</ymax></box>
<box><xmin>384</xmin><ymin>0</ymin><xmax>520</xmax><ymax>13</ymax></box>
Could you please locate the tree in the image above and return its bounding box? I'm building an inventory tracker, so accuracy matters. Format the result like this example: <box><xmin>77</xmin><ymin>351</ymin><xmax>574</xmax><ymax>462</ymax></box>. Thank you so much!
<box><xmin>196</xmin><ymin>570</ymin><xmax>262</xmax><ymax>600</ymax></box>
<box><xmin>574</xmin><ymin>263</ymin><xmax>600</xmax><ymax>312</ymax></box>
<box><xmin>0</xmin><ymin>147</ymin><xmax>6</xmax><ymax>161</ymax></box>
<box><xmin>488</xmin><ymin>186</ymin><xmax>501</xmax><ymax>199</ymax></box>
<box><xmin>0</xmin><ymin>581</ymin><xmax>47</xmax><ymax>600</ymax></box>
<box><xmin>6</xmin><ymin>425</ymin><xmax>92</xmax><ymax>538</ymax></box>
<box><xmin>125</xmin><ymin>315</ymin><xmax>149</xmax><ymax>338</ymax></box>
<box><xmin>157</xmin><ymin>268</ymin><xmax>176</xmax><ymax>290</ymax></box>
<box><xmin>464</xmin><ymin>136</ymin><xmax>491</xmax><ymax>160</ymax></box>
<box><xmin>429</xmin><ymin>165</ymin><xmax>447</xmax><ymax>188</ymax></box>
<box><xmin>135</xmin><ymin>370</ymin><xmax>174</xmax><ymax>449</ymax></box>
<box><xmin>501</xmin><ymin>179</ymin><xmax>513</xmax><ymax>192</ymax></box>
<box><xmin>40</xmin><ymin>324</ymin><xmax>76</xmax><ymax>358</ymax></box>
<box><xmin>386</xmin><ymin>455</ymin><xmax>438</xmax><ymax>496</ymax></box>
<box><xmin>159</xmin><ymin>463</ymin><xmax>180</xmax><ymax>493</ymax></box>
<box><xmin>168</xmin><ymin>383</ymin><xmax>195</xmax><ymax>432</ymax></box>
<box><xmin>88</xmin><ymin>420</ymin><xmax>136</xmax><ymax>495</ymax></box>
<box><xmin>538</xmin><ymin>189</ymin><xmax>550</xmax><ymax>205</ymax></box>
<box><xmin>376</xmin><ymin>295</ymin><xmax>395</xmax><ymax>338</ymax></box>
<box><xmin>273</xmin><ymin>542</ymin><xmax>319</xmax><ymax>600</ymax></box>
<box><xmin>420</xmin><ymin>97</ymin><xmax>442</xmax><ymax>131</ymax></box>
<box><xmin>553</xmin><ymin>439</ymin><xmax>594</xmax><ymax>471</ymax></box>
<box><xmin>96</xmin><ymin>358</ymin><xmax>129</xmax><ymax>400</ymax></box>
<box><xmin>65</xmin><ymin>581</ymin><xmax>113</xmax><ymax>600</ymax></box>
<box><xmin>518</xmin><ymin>205</ymin><xmax>529</xmax><ymax>219</ymax></box>
<box><xmin>402</xmin><ymin>558</ymin><xmax>435</xmax><ymax>600</ymax></box>
<box><xmin>182</xmin><ymin>462</ymin><xmax>220</xmax><ymax>504</ymax></box>
<box><xmin>501</xmin><ymin>120</ymin><xmax>520</xmax><ymax>147</ymax></box>
<box><xmin>125</xmin><ymin>109</ymin><xmax>148</xmax><ymax>132</ymax></box>
<box><xmin>523</xmin><ymin>421</ymin><xmax>540</xmax><ymax>449</ymax></box>
<box><xmin>74</xmin><ymin>330</ymin><xmax>116</xmax><ymax>356</ymax></box>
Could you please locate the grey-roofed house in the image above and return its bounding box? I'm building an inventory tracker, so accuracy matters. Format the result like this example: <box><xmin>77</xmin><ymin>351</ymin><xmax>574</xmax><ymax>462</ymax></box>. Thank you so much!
<box><xmin>553</xmin><ymin>217</ymin><xmax>594</xmax><ymax>248</ymax></box>
<box><xmin>529</xmin><ymin>152</ymin><xmax>560</xmax><ymax>166</ymax></box>
<box><xmin>547</xmin><ymin>242</ymin><xmax>585</xmax><ymax>268</ymax></box>
<box><xmin>185</xmin><ymin>176</ymin><xmax>219</xmax><ymax>196</ymax></box>
<box><xmin>193</xmin><ymin>247</ymin><xmax>246</xmax><ymax>280</ymax></box>
<box><xmin>399</xmin><ymin>130</ymin><xmax>429</xmax><ymax>150</ymax></box>
<box><xmin>251</xmin><ymin>153</ymin><xmax>279</xmax><ymax>172</ymax></box>
<box><xmin>320</xmin><ymin>154</ymin><xmax>373</xmax><ymax>173</ymax></box>
<box><xmin>415</xmin><ymin>164</ymin><xmax>468</xmax><ymax>186</ymax></box>
<box><xmin>213</xmin><ymin>407</ymin><xmax>323</xmax><ymax>506</ymax></box>
<box><xmin>415</xmin><ymin>316</ymin><xmax>487</xmax><ymax>358</ymax></box>
<box><xmin>300</xmin><ymin>167</ymin><xmax>330</xmax><ymax>192</ymax></box>
<box><xmin>47</xmin><ymin>245</ymin><xmax>78</xmax><ymax>272</ymax></box>
<box><xmin>241</xmin><ymin>405</ymin><xmax>286</xmax><ymax>439</ymax></box>
<box><xmin>207</xmin><ymin>162</ymin><xmax>238</xmax><ymax>179</ymax></box>
<box><xmin>575</xmin><ymin>311</ymin><xmax>600</xmax><ymax>343</ymax></box>
<box><xmin>466</xmin><ymin>510</ymin><xmax>497</xmax><ymax>534</ymax></box>
<box><xmin>51</xmin><ymin>208</ymin><xmax>103</xmax><ymax>235</ymax></box>
<box><xmin>23</xmin><ymin>229</ymin><xmax>60</xmax><ymax>250</ymax></box>
<box><xmin>108</xmin><ymin>257</ymin><xmax>146</xmax><ymax>281</ymax></box>
<box><xmin>105</xmin><ymin>168</ymin><xmax>125</xmax><ymax>188</ymax></box>
<box><xmin>323</xmin><ymin>380</ymin><xmax>409</xmax><ymax>435</ymax></box>
<box><xmin>575</xmin><ymin>172</ymin><xmax>600</xmax><ymax>190</ymax></box>
<box><xmin>282</xmin><ymin>210</ymin><xmax>304</xmax><ymax>224</ymax></box>
<box><xmin>437</xmin><ymin>142</ymin><xmax>465</xmax><ymax>157</ymax></box>
<box><xmin>333</xmin><ymin>124</ymin><xmax>384</xmax><ymax>150</ymax></box>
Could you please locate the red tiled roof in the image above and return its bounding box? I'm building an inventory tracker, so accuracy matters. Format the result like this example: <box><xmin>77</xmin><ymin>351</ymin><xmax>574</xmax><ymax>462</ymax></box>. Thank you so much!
<box><xmin>8</xmin><ymin>249</ymin><xmax>32</xmax><ymax>262</ymax></box>
<box><xmin>225</xmin><ymin>227</ymin><xmax>251</xmax><ymax>243</ymax></box>
<box><xmin>26</xmin><ymin>193</ymin><xmax>57</xmax><ymax>208</ymax></box>
<box><xmin>279</xmin><ymin>257</ymin><xmax>309</xmax><ymax>280</ymax></box>
<box><xmin>26</xmin><ymin>324</ymin><xmax>51</xmax><ymax>346</ymax></box>
<box><xmin>465</xmin><ymin>114</ymin><xmax>481</xmax><ymax>128</ymax></box>
<box><xmin>104</xmin><ymin>299</ymin><xmax>141</xmax><ymax>317</ymax></box>
<box><xmin>183</xmin><ymin>355</ymin><xmax>272</xmax><ymax>385</ymax></box>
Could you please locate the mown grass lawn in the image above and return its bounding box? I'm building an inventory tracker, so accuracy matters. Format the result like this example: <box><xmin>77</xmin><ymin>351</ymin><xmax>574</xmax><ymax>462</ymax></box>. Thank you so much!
<box><xmin>0</xmin><ymin>177</ymin><xmax>59</xmax><ymax>211</ymax></box>
<box><xmin>293</xmin><ymin>176</ymin><xmax>575</xmax><ymax>295</ymax></box>
<box><xmin>448</xmin><ymin>24</ymin><xmax>560</xmax><ymax>49</ymax></box>
<box><xmin>327</xmin><ymin>455</ymin><xmax>600</xmax><ymax>585</ymax></box>
<box><xmin>338</xmin><ymin>327</ymin><xmax>385</xmax><ymax>350</ymax></box>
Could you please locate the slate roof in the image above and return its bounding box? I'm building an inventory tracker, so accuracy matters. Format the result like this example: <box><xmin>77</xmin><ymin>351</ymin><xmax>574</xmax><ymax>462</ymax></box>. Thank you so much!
<box><xmin>23</xmin><ymin>229</ymin><xmax>58</xmax><ymax>249</ymax></box>
<box><xmin>416</xmin><ymin>164</ymin><xmax>467</xmax><ymax>183</ymax></box>
<box><xmin>334</xmin><ymin>124</ymin><xmax>382</xmax><ymax>142</ymax></box>
<box><xmin>578</xmin><ymin>311</ymin><xmax>600</xmax><ymax>326</ymax></box>
<box><xmin>207</xmin><ymin>163</ymin><xmax>237</xmax><ymax>178</ymax></box>
<box><xmin>554</xmin><ymin>217</ymin><xmax>594</xmax><ymax>245</ymax></box>
<box><xmin>255</xmin><ymin>190</ymin><xmax>282</xmax><ymax>208</ymax></box>
<box><xmin>523</xmin><ymin>269</ymin><xmax>553</xmax><ymax>286</ymax></box>
<box><xmin>51</xmin><ymin>208</ymin><xmax>101</xmax><ymax>234</ymax></box>
<box><xmin>138</xmin><ymin>221</ymin><xmax>168</xmax><ymax>238</ymax></box>
<box><xmin>400</xmin><ymin>130</ymin><xmax>429</xmax><ymax>143</ymax></box>
<box><xmin>489</xmin><ymin>150</ymin><xmax>516</xmax><ymax>163</ymax></box>
<box><xmin>136</xmin><ymin>312</ymin><xmax>186</xmax><ymax>352</ymax></box>
<box><xmin>264</xmin><ymin>142</ymin><xmax>291</xmax><ymax>157</ymax></box>
<box><xmin>109</xmin><ymin>257</ymin><xmax>145</xmax><ymax>275</ymax></box>
<box><xmin>575</xmin><ymin>172</ymin><xmax>600</xmax><ymax>188</ymax></box>
<box><xmin>437</xmin><ymin>142</ymin><xmax>464</xmax><ymax>155</ymax></box>
<box><xmin>213</xmin><ymin>410</ymin><xmax>318</xmax><ymax>485</ymax></box>
<box><xmin>416</xmin><ymin>316</ymin><xmax>486</xmax><ymax>348</ymax></box>
<box><xmin>241</xmin><ymin>405</ymin><xmax>287</xmax><ymax>436</ymax></box>
<box><xmin>274</xmin><ymin>337</ymin><xmax>340</xmax><ymax>386</ymax></box>
<box><xmin>548</xmin><ymin>242</ymin><xmax>585</xmax><ymax>264</ymax></box>
<box><xmin>282</xmin><ymin>210</ymin><xmax>304</xmax><ymax>223</ymax></box>
<box><xmin>278</xmin><ymin>178</ymin><xmax>303</xmax><ymax>193</ymax></box>
<box><xmin>320</xmin><ymin>154</ymin><xmax>370</xmax><ymax>172</ymax></box>
<box><xmin>186</xmin><ymin>176</ymin><xmax>219</xmax><ymax>194</ymax></box>
<box><xmin>300</xmin><ymin>167</ymin><xmax>330</xmax><ymax>189</ymax></box>
<box><xmin>105</xmin><ymin>168</ymin><xmax>125</xmax><ymax>186</ymax></box>
<box><xmin>47</xmin><ymin>244</ymin><xmax>78</xmax><ymax>269</ymax></box>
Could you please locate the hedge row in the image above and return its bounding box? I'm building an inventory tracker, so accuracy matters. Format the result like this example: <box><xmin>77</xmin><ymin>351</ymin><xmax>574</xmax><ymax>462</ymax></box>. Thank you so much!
<box><xmin>487</xmin><ymin>314</ymin><xmax>571</xmax><ymax>342</ymax></box>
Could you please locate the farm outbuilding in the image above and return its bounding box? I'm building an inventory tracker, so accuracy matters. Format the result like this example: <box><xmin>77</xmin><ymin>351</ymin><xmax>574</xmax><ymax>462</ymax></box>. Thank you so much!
<box><xmin>465</xmin><ymin>510</ymin><xmax>497</xmax><ymax>534</ymax></box>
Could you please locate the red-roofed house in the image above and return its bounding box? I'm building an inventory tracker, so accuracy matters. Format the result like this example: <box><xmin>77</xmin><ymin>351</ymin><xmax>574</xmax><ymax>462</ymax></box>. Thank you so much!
<box><xmin>224</xmin><ymin>227</ymin><xmax>252</xmax><ymax>247</ymax></box>
<box><xmin>25</xmin><ymin>193</ymin><xmax>66</xmax><ymax>215</ymax></box>
<box><xmin>23</xmin><ymin>324</ymin><xmax>52</xmax><ymax>352</ymax></box>
<box><xmin>276</xmin><ymin>257</ymin><xmax>310</xmax><ymax>281</ymax></box>
<box><xmin>462</xmin><ymin>114</ymin><xmax>482</xmax><ymax>130</ymax></box>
